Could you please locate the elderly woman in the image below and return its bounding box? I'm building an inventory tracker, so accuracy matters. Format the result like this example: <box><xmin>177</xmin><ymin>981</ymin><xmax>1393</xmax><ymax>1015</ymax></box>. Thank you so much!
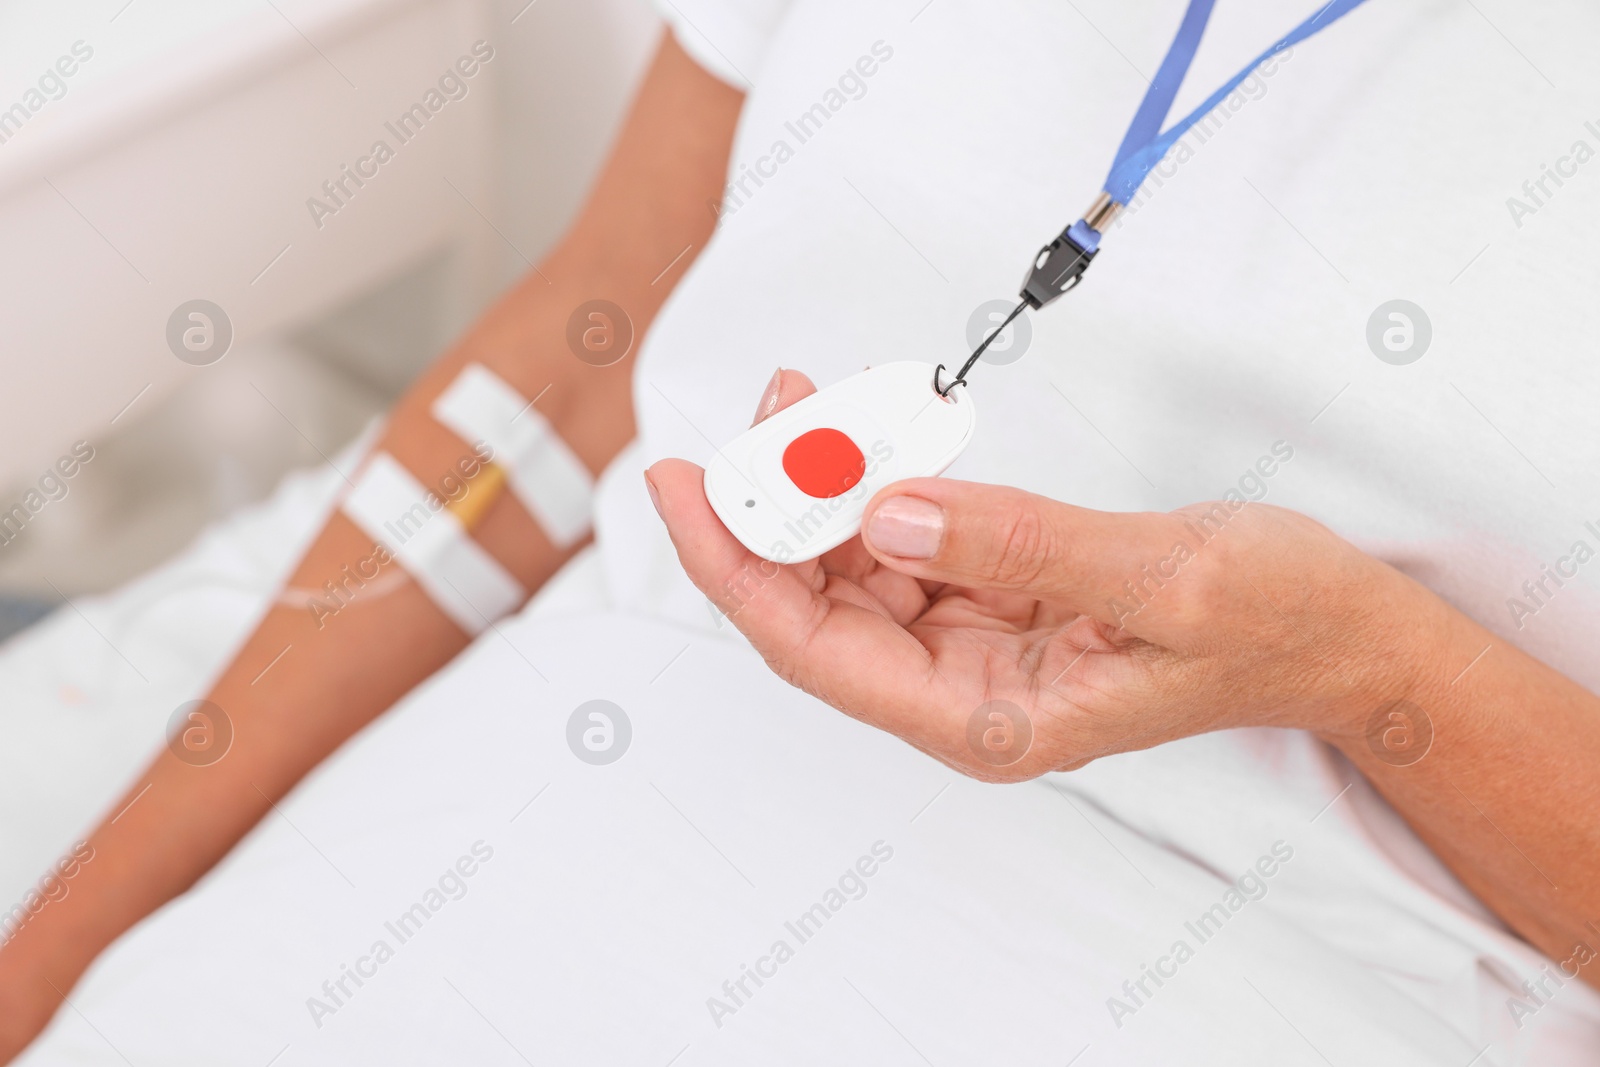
<box><xmin>3</xmin><ymin>1</ymin><xmax>1598</xmax><ymax>1062</ymax></box>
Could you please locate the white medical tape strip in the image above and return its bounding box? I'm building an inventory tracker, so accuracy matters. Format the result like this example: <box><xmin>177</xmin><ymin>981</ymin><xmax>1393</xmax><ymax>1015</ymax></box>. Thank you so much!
<box><xmin>340</xmin><ymin>452</ymin><xmax>526</xmax><ymax>635</ymax></box>
<box><xmin>431</xmin><ymin>364</ymin><xmax>594</xmax><ymax>548</ymax></box>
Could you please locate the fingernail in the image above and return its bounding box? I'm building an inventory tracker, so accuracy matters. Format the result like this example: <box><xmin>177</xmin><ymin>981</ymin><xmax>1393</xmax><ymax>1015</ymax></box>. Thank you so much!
<box><xmin>644</xmin><ymin>472</ymin><xmax>662</xmax><ymax>519</ymax></box>
<box><xmin>753</xmin><ymin>368</ymin><xmax>783</xmax><ymax>423</ymax></box>
<box><xmin>867</xmin><ymin>497</ymin><xmax>944</xmax><ymax>559</ymax></box>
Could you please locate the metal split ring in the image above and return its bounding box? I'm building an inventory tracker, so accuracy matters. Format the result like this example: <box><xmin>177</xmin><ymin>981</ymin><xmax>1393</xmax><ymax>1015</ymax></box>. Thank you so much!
<box><xmin>933</xmin><ymin>364</ymin><xmax>967</xmax><ymax>398</ymax></box>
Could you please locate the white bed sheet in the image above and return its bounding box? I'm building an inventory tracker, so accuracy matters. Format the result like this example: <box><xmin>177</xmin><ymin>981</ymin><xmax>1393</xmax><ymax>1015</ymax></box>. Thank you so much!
<box><xmin>4</xmin><ymin>605</ymin><xmax>1524</xmax><ymax>1065</ymax></box>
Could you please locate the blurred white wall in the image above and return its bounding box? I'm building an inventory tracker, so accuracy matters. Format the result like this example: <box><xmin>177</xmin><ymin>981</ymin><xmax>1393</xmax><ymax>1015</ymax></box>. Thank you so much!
<box><xmin>0</xmin><ymin>0</ymin><xmax>661</xmax><ymax>602</ymax></box>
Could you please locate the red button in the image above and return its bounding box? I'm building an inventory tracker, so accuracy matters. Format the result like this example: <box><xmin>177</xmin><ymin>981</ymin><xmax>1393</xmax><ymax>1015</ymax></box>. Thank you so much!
<box><xmin>782</xmin><ymin>428</ymin><xmax>866</xmax><ymax>499</ymax></box>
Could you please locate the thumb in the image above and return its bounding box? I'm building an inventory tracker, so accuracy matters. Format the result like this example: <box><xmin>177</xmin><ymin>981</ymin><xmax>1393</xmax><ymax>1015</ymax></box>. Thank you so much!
<box><xmin>860</xmin><ymin>479</ymin><xmax>1198</xmax><ymax>631</ymax></box>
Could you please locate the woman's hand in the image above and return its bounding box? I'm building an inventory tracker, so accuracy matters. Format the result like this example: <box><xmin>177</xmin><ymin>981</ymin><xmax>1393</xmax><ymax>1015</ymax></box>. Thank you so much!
<box><xmin>646</xmin><ymin>369</ymin><xmax>1441</xmax><ymax>779</ymax></box>
<box><xmin>652</xmin><ymin>372</ymin><xmax>1600</xmax><ymax>993</ymax></box>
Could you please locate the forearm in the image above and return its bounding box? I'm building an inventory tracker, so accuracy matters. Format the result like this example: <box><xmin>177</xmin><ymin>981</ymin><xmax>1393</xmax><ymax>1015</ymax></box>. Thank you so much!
<box><xmin>4</xmin><ymin>293</ymin><xmax>592</xmax><ymax>996</ymax></box>
<box><xmin>0</xmin><ymin>30</ymin><xmax>741</xmax><ymax>1022</ymax></box>
<box><xmin>1321</xmin><ymin>575</ymin><xmax>1600</xmax><ymax>986</ymax></box>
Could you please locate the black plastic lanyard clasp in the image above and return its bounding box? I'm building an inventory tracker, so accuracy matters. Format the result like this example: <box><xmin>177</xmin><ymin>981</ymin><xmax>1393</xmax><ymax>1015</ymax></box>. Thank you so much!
<box><xmin>934</xmin><ymin>194</ymin><xmax>1122</xmax><ymax>397</ymax></box>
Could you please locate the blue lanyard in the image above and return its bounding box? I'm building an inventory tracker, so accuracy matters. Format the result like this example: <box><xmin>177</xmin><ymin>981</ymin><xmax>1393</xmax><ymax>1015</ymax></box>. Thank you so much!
<box><xmin>938</xmin><ymin>0</ymin><xmax>1375</xmax><ymax>395</ymax></box>
<box><xmin>1105</xmin><ymin>0</ymin><xmax>1373</xmax><ymax>206</ymax></box>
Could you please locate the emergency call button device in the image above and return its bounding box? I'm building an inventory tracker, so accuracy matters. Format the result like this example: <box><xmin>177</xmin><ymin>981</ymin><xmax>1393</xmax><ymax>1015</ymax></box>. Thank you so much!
<box><xmin>704</xmin><ymin>361</ymin><xmax>976</xmax><ymax>563</ymax></box>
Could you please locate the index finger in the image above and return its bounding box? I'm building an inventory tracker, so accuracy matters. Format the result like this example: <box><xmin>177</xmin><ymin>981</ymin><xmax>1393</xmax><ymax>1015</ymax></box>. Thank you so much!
<box><xmin>647</xmin><ymin>457</ymin><xmax>951</xmax><ymax>735</ymax></box>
